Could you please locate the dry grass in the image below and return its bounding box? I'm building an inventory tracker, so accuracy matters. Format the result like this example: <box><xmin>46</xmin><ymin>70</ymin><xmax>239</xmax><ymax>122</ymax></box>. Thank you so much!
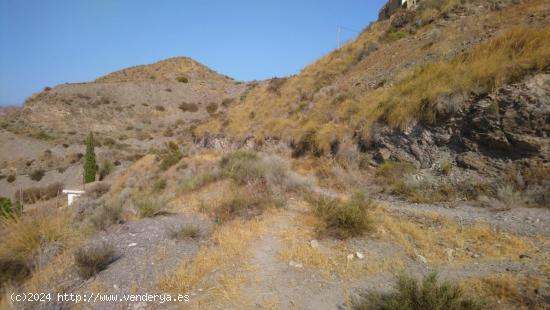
<box><xmin>195</xmin><ymin>22</ymin><xmax>550</xmax><ymax>157</ymax></box>
<box><xmin>374</xmin><ymin>206</ymin><xmax>529</xmax><ymax>264</ymax></box>
<box><xmin>278</xmin><ymin>211</ymin><xmax>403</xmax><ymax>280</ymax></box>
<box><xmin>461</xmin><ymin>273</ymin><xmax>546</xmax><ymax>308</ymax></box>
<box><xmin>358</xmin><ymin>272</ymin><xmax>485</xmax><ymax>310</ymax></box>
<box><xmin>0</xmin><ymin>207</ymin><xmax>79</xmax><ymax>291</ymax></box>
<box><xmin>309</xmin><ymin>193</ymin><xmax>376</xmax><ymax>239</ymax></box>
<box><xmin>74</xmin><ymin>242</ymin><xmax>115</xmax><ymax>279</ymax></box>
<box><xmin>379</xmin><ymin>25</ymin><xmax>550</xmax><ymax>127</ymax></box>
<box><xmin>159</xmin><ymin>219</ymin><xmax>263</xmax><ymax>306</ymax></box>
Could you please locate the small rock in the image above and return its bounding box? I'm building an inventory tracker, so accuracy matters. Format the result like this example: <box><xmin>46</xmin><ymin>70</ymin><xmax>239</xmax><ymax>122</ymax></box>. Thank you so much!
<box><xmin>417</xmin><ymin>255</ymin><xmax>428</xmax><ymax>264</ymax></box>
<box><xmin>445</xmin><ymin>248</ymin><xmax>454</xmax><ymax>262</ymax></box>
<box><xmin>128</xmin><ymin>243</ymin><xmax>137</xmax><ymax>247</ymax></box>
<box><xmin>347</xmin><ymin>254</ymin><xmax>354</xmax><ymax>261</ymax></box>
<box><xmin>356</xmin><ymin>252</ymin><xmax>365</xmax><ymax>259</ymax></box>
<box><xmin>310</xmin><ymin>240</ymin><xmax>319</xmax><ymax>248</ymax></box>
<box><xmin>289</xmin><ymin>260</ymin><xmax>303</xmax><ymax>269</ymax></box>
<box><xmin>113</xmin><ymin>284</ymin><xmax>118</xmax><ymax>290</ymax></box>
<box><xmin>472</xmin><ymin>253</ymin><xmax>481</xmax><ymax>259</ymax></box>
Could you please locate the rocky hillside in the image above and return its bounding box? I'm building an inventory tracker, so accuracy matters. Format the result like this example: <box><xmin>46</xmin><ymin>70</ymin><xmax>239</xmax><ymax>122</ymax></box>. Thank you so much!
<box><xmin>4</xmin><ymin>57</ymin><xmax>245</xmax><ymax>144</ymax></box>
<box><xmin>194</xmin><ymin>0</ymin><xmax>550</xmax><ymax>205</ymax></box>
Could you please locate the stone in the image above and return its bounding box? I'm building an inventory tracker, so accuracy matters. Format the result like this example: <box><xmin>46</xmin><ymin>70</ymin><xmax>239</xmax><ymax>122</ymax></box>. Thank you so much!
<box><xmin>128</xmin><ymin>243</ymin><xmax>137</xmax><ymax>247</ymax></box>
<box><xmin>310</xmin><ymin>239</ymin><xmax>319</xmax><ymax>249</ymax></box>
<box><xmin>289</xmin><ymin>260</ymin><xmax>303</xmax><ymax>269</ymax></box>
<box><xmin>417</xmin><ymin>254</ymin><xmax>428</xmax><ymax>264</ymax></box>
<box><xmin>347</xmin><ymin>254</ymin><xmax>354</xmax><ymax>261</ymax></box>
<box><xmin>356</xmin><ymin>252</ymin><xmax>365</xmax><ymax>259</ymax></box>
<box><xmin>445</xmin><ymin>248</ymin><xmax>454</xmax><ymax>262</ymax></box>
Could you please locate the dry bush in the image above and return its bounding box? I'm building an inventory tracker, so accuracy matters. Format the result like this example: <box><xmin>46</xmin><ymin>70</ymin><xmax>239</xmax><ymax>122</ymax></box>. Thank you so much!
<box><xmin>29</xmin><ymin>169</ymin><xmax>45</xmax><ymax>181</ymax></box>
<box><xmin>169</xmin><ymin>224</ymin><xmax>200</xmax><ymax>240</ymax></box>
<box><xmin>0</xmin><ymin>208</ymin><xmax>75</xmax><ymax>285</ymax></box>
<box><xmin>20</xmin><ymin>182</ymin><xmax>63</xmax><ymax>204</ymax></box>
<box><xmin>358</xmin><ymin>272</ymin><xmax>485</xmax><ymax>310</ymax></box>
<box><xmin>159</xmin><ymin>141</ymin><xmax>183</xmax><ymax>171</ymax></box>
<box><xmin>206</xmin><ymin>103</ymin><xmax>218</xmax><ymax>114</ymax></box>
<box><xmin>134</xmin><ymin>195</ymin><xmax>167</xmax><ymax>218</ymax></box>
<box><xmin>220</xmin><ymin>151</ymin><xmax>264</xmax><ymax>184</ymax></box>
<box><xmin>6</xmin><ymin>175</ymin><xmax>16</xmax><ymax>183</ymax></box>
<box><xmin>74</xmin><ymin>242</ymin><xmax>115</xmax><ymax>279</ymax></box>
<box><xmin>179</xmin><ymin>102</ymin><xmax>198</xmax><ymax>112</ymax></box>
<box><xmin>375</xmin><ymin>161</ymin><xmax>416</xmax><ymax>187</ymax></box>
<box><xmin>178</xmin><ymin>170</ymin><xmax>220</xmax><ymax>192</ymax></box>
<box><xmin>176</xmin><ymin>76</ymin><xmax>189</xmax><ymax>83</ymax></box>
<box><xmin>89</xmin><ymin>201</ymin><xmax>123</xmax><ymax>230</ymax></box>
<box><xmin>214</xmin><ymin>185</ymin><xmax>273</xmax><ymax>222</ymax></box>
<box><xmin>309</xmin><ymin>192</ymin><xmax>375</xmax><ymax>239</ymax></box>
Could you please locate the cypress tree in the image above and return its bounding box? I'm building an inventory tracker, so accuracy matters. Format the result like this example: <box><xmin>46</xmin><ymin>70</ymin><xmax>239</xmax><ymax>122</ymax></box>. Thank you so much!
<box><xmin>83</xmin><ymin>132</ymin><xmax>96</xmax><ymax>183</ymax></box>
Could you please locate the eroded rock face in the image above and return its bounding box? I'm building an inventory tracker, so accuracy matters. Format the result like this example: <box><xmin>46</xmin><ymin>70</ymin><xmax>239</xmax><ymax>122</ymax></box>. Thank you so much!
<box><xmin>365</xmin><ymin>74</ymin><xmax>550</xmax><ymax>175</ymax></box>
<box><xmin>464</xmin><ymin>74</ymin><xmax>550</xmax><ymax>160</ymax></box>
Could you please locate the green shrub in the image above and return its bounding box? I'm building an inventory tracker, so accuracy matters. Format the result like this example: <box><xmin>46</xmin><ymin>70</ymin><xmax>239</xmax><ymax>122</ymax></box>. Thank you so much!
<box><xmin>159</xmin><ymin>142</ymin><xmax>183</xmax><ymax>171</ymax></box>
<box><xmin>99</xmin><ymin>160</ymin><xmax>113</xmax><ymax>181</ymax></box>
<box><xmin>358</xmin><ymin>272</ymin><xmax>485</xmax><ymax>310</ymax></box>
<box><xmin>220</xmin><ymin>151</ymin><xmax>263</xmax><ymax>184</ymax></box>
<box><xmin>179</xmin><ymin>171</ymin><xmax>219</xmax><ymax>192</ymax></box>
<box><xmin>30</xmin><ymin>169</ymin><xmax>45</xmax><ymax>181</ymax></box>
<box><xmin>155</xmin><ymin>105</ymin><xmax>166</xmax><ymax>112</ymax></box>
<box><xmin>0</xmin><ymin>197</ymin><xmax>22</xmax><ymax>218</ymax></box>
<box><xmin>153</xmin><ymin>179</ymin><xmax>167</xmax><ymax>192</ymax></box>
<box><xmin>176</xmin><ymin>76</ymin><xmax>189</xmax><ymax>83</ymax></box>
<box><xmin>74</xmin><ymin>242</ymin><xmax>115</xmax><ymax>279</ymax></box>
<box><xmin>84</xmin><ymin>132</ymin><xmax>97</xmax><ymax>184</ymax></box>
<box><xmin>134</xmin><ymin>196</ymin><xmax>166</xmax><ymax>218</ymax></box>
<box><xmin>90</xmin><ymin>202</ymin><xmax>122</xmax><ymax>230</ymax></box>
<box><xmin>311</xmin><ymin>193</ymin><xmax>374</xmax><ymax>239</ymax></box>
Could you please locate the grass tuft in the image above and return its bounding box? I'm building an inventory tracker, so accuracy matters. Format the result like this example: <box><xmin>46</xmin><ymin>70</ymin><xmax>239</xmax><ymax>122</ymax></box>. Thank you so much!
<box><xmin>358</xmin><ymin>272</ymin><xmax>485</xmax><ymax>310</ymax></box>
<box><xmin>74</xmin><ymin>242</ymin><xmax>115</xmax><ymax>279</ymax></box>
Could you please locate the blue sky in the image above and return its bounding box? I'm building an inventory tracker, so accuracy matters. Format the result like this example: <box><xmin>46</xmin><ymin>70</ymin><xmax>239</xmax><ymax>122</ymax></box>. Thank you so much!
<box><xmin>0</xmin><ymin>0</ymin><xmax>386</xmax><ymax>106</ymax></box>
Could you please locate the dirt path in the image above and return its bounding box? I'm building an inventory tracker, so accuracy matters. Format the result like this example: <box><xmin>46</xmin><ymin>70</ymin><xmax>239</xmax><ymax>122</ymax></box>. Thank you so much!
<box><xmin>376</xmin><ymin>194</ymin><xmax>550</xmax><ymax>237</ymax></box>
<box><xmin>241</xmin><ymin>200</ymin><xmax>350</xmax><ymax>309</ymax></box>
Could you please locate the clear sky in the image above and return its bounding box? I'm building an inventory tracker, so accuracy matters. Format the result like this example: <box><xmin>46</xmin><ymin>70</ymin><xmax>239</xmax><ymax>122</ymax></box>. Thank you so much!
<box><xmin>0</xmin><ymin>0</ymin><xmax>386</xmax><ymax>106</ymax></box>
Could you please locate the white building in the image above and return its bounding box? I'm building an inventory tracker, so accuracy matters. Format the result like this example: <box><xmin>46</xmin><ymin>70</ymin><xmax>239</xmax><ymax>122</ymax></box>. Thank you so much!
<box><xmin>62</xmin><ymin>189</ymin><xmax>85</xmax><ymax>206</ymax></box>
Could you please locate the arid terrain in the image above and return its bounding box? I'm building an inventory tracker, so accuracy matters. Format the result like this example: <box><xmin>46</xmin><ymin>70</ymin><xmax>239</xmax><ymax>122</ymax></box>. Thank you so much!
<box><xmin>1</xmin><ymin>0</ymin><xmax>549</xmax><ymax>309</ymax></box>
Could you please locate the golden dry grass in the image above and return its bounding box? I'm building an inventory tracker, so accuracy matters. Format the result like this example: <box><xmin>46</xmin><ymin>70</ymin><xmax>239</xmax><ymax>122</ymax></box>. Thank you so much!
<box><xmin>195</xmin><ymin>5</ymin><xmax>550</xmax><ymax>155</ymax></box>
<box><xmin>159</xmin><ymin>218</ymin><xmax>264</xmax><ymax>307</ymax></box>
<box><xmin>374</xmin><ymin>206</ymin><xmax>529</xmax><ymax>264</ymax></box>
<box><xmin>277</xmin><ymin>211</ymin><xmax>403</xmax><ymax>280</ymax></box>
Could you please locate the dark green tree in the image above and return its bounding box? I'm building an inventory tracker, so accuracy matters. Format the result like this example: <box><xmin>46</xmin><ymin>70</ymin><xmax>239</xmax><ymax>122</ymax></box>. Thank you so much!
<box><xmin>84</xmin><ymin>132</ymin><xmax>97</xmax><ymax>183</ymax></box>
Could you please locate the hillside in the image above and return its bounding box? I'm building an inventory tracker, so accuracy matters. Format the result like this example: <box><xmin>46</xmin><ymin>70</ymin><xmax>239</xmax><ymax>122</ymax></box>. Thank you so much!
<box><xmin>4</xmin><ymin>57</ymin><xmax>245</xmax><ymax>144</ymax></box>
<box><xmin>0</xmin><ymin>0</ymin><xmax>549</xmax><ymax>309</ymax></box>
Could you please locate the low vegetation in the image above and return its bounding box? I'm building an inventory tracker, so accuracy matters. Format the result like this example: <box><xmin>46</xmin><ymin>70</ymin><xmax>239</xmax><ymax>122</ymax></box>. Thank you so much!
<box><xmin>89</xmin><ymin>201</ymin><xmax>123</xmax><ymax>230</ymax></box>
<box><xmin>29</xmin><ymin>169</ymin><xmax>45</xmax><ymax>181</ymax></box>
<box><xmin>169</xmin><ymin>224</ymin><xmax>200</xmax><ymax>240</ymax></box>
<box><xmin>310</xmin><ymin>193</ymin><xmax>375</xmax><ymax>239</ymax></box>
<box><xmin>20</xmin><ymin>182</ymin><xmax>64</xmax><ymax>203</ymax></box>
<box><xmin>176</xmin><ymin>76</ymin><xmax>189</xmax><ymax>83</ymax></box>
<box><xmin>0</xmin><ymin>208</ymin><xmax>76</xmax><ymax>287</ymax></box>
<box><xmin>179</xmin><ymin>102</ymin><xmax>199</xmax><ymax>112</ymax></box>
<box><xmin>158</xmin><ymin>141</ymin><xmax>183</xmax><ymax>171</ymax></box>
<box><xmin>0</xmin><ymin>197</ymin><xmax>22</xmax><ymax>217</ymax></box>
<box><xmin>358</xmin><ymin>272</ymin><xmax>485</xmax><ymax>310</ymax></box>
<box><xmin>74</xmin><ymin>242</ymin><xmax>115</xmax><ymax>279</ymax></box>
<box><xmin>134</xmin><ymin>195</ymin><xmax>166</xmax><ymax>218</ymax></box>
